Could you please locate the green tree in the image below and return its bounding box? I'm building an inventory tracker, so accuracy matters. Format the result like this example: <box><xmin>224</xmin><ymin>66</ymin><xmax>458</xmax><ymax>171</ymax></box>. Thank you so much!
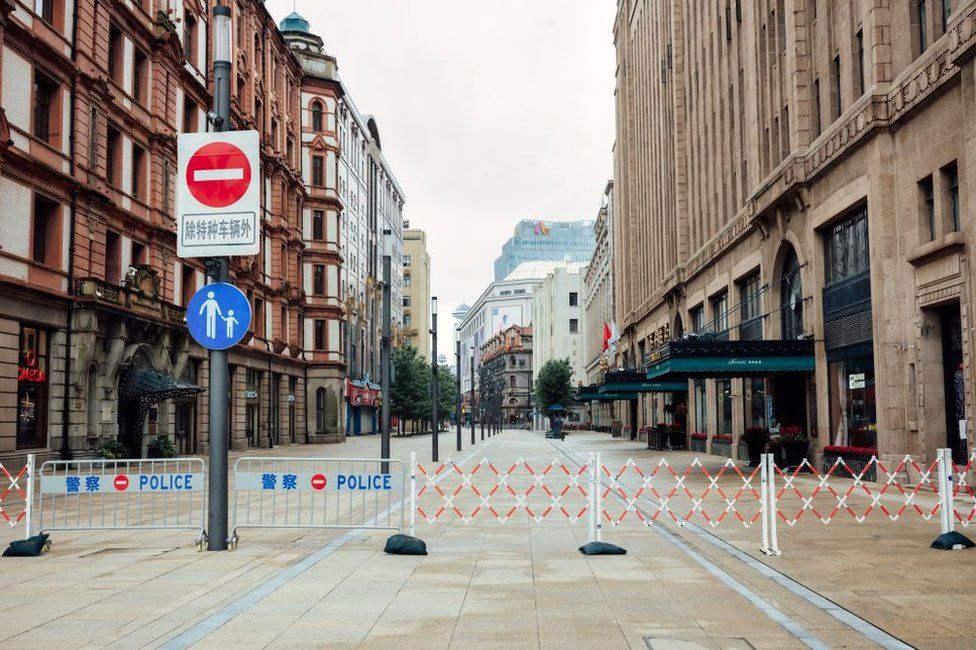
<box><xmin>390</xmin><ymin>346</ymin><xmax>429</xmax><ymax>431</ymax></box>
<box><xmin>436</xmin><ymin>368</ymin><xmax>457</xmax><ymax>426</ymax></box>
<box><xmin>534</xmin><ymin>359</ymin><xmax>575</xmax><ymax>413</ymax></box>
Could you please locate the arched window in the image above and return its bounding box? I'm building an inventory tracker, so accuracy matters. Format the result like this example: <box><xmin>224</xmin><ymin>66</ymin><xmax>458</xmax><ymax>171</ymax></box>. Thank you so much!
<box><xmin>311</xmin><ymin>101</ymin><xmax>323</xmax><ymax>133</ymax></box>
<box><xmin>315</xmin><ymin>387</ymin><xmax>326</xmax><ymax>431</ymax></box>
<box><xmin>781</xmin><ymin>248</ymin><xmax>803</xmax><ymax>340</ymax></box>
<box><xmin>510</xmin><ymin>375</ymin><xmax>516</xmax><ymax>389</ymax></box>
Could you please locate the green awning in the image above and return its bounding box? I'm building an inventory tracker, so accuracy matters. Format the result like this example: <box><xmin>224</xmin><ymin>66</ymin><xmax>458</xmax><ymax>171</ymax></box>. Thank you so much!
<box><xmin>646</xmin><ymin>338</ymin><xmax>815</xmax><ymax>380</ymax></box>
<box><xmin>600</xmin><ymin>380</ymin><xmax>688</xmax><ymax>393</ymax></box>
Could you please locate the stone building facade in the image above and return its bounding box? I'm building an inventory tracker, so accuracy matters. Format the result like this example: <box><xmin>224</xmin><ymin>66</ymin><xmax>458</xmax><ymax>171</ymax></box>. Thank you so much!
<box><xmin>613</xmin><ymin>0</ymin><xmax>976</xmax><ymax>465</ymax></box>
<box><xmin>401</xmin><ymin>227</ymin><xmax>431</xmax><ymax>360</ymax></box>
<box><xmin>480</xmin><ymin>325</ymin><xmax>533</xmax><ymax>427</ymax></box>
<box><xmin>0</xmin><ymin>1</ymin><xmax>404</xmax><ymax>467</ymax></box>
<box><xmin>583</xmin><ymin>181</ymin><xmax>616</xmax><ymax>430</ymax></box>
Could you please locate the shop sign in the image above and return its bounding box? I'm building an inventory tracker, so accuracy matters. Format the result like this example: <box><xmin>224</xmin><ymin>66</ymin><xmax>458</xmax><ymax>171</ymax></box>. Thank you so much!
<box><xmin>244</xmin><ymin>390</ymin><xmax>258</xmax><ymax>400</ymax></box>
<box><xmin>18</xmin><ymin>349</ymin><xmax>45</xmax><ymax>383</ymax></box>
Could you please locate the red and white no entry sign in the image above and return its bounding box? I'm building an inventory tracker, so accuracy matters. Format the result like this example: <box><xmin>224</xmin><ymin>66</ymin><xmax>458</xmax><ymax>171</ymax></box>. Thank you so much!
<box><xmin>310</xmin><ymin>474</ymin><xmax>328</xmax><ymax>491</ymax></box>
<box><xmin>185</xmin><ymin>141</ymin><xmax>253</xmax><ymax>208</ymax></box>
<box><xmin>114</xmin><ymin>474</ymin><xmax>130</xmax><ymax>491</ymax></box>
<box><xmin>177</xmin><ymin>130</ymin><xmax>260</xmax><ymax>259</ymax></box>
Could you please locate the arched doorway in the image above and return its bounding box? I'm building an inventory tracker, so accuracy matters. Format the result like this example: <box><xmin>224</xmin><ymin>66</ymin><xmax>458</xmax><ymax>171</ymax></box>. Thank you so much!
<box><xmin>781</xmin><ymin>247</ymin><xmax>803</xmax><ymax>340</ymax></box>
<box><xmin>771</xmin><ymin>243</ymin><xmax>809</xmax><ymax>436</ymax></box>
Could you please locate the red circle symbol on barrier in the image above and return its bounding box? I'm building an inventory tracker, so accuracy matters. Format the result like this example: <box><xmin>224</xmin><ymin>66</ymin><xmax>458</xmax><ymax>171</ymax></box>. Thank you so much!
<box><xmin>185</xmin><ymin>141</ymin><xmax>253</xmax><ymax>208</ymax></box>
<box><xmin>113</xmin><ymin>474</ymin><xmax>129</xmax><ymax>491</ymax></box>
<box><xmin>310</xmin><ymin>474</ymin><xmax>327</xmax><ymax>491</ymax></box>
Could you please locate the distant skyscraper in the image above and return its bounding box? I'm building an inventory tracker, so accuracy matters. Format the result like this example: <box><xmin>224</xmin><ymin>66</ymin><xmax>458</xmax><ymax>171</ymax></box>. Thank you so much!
<box><xmin>493</xmin><ymin>220</ymin><xmax>596</xmax><ymax>281</ymax></box>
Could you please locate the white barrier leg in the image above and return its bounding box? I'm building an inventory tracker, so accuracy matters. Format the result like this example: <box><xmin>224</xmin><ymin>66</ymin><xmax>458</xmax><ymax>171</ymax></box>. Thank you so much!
<box><xmin>760</xmin><ymin>453</ymin><xmax>770</xmax><ymax>555</ymax></box>
<box><xmin>767</xmin><ymin>454</ymin><xmax>781</xmax><ymax>556</ymax></box>
<box><xmin>595</xmin><ymin>452</ymin><xmax>603</xmax><ymax>543</ymax></box>
<box><xmin>938</xmin><ymin>448</ymin><xmax>954</xmax><ymax>535</ymax></box>
<box><xmin>409</xmin><ymin>451</ymin><xmax>417</xmax><ymax>538</ymax></box>
<box><xmin>24</xmin><ymin>453</ymin><xmax>34</xmax><ymax>540</ymax></box>
<box><xmin>587</xmin><ymin>453</ymin><xmax>596</xmax><ymax>543</ymax></box>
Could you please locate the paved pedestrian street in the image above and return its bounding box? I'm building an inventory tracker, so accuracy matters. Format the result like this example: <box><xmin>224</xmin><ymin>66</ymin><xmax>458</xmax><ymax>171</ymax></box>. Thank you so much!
<box><xmin>1</xmin><ymin>430</ymin><xmax>972</xmax><ymax>649</ymax></box>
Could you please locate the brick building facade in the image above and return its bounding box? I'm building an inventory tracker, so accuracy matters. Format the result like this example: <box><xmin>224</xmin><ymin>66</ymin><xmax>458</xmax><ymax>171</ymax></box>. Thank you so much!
<box><xmin>612</xmin><ymin>0</ymin><xmax>976</xmax><ymax>465</ymax></box>
<box><xmin>0</xmin><ymin>2</ymin><xmax>403</xmax><ymax>466</ymax></box>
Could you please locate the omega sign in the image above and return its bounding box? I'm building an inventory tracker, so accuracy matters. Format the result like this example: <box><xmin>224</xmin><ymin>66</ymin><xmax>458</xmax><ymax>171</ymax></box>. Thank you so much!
<box><xmin>18</xmin><ymin>350</ymin><xmax>45</xmax><ymax>383</ymax></box>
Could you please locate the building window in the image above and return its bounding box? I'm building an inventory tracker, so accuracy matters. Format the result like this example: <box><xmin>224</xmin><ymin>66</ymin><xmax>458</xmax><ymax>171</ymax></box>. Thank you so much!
<box><xmin>811</xmin><ymin>78</ymin><xmax>822</xmax><ymax>137</ymax></box>
<box><xmin>254</xmin><ymin>298</ymin><xmax>265</xmax><ymax>338</ymax></box>
<box><xmin>920</xmin><ymin>174</ymin><xmax>935</xmax><ymax>241</ymax></box>
<box><xmin>184</xmin><ymin>14</ymin><xmax>197</xmax><ymax>64</ymax></box>
<box><xmin>781</xmin><ymin>248</ymin><xmax>803</xmax><ymax>340</ymax></box>
<box><xmin>38</xmin><ymin>0</ymin><xmax>56</xmax><ymax>24</ymax></box>
<box><xmin>824</xmin><ymin>208</ymin><xmax>869</xmax><ymax>285</ymax></box>
<box><xmin>131</xmin><ymin>143</ymin><xmax>146</xmax><ymax>199</ymax></box>
<box><xmin>404</xmin><ymin>314</ymin><xmax>412</xmax><ymax>327</ymax></box>
<box><xmin>855</xmin><ymin>30</ymin><xmax>865</xmax><ymax>96</ymax></box>
<box><xmin>17</xmin><ymin>326</ymin><xmax>50</xmax><ymax>448</ymax></box>
<box><xmin>943</xmin><ymin>162</ymin><xmax>960</xmax><ymax>232</ymax></box>
<box><xmin>316</xmin><ymin>387</ymin><xmax>326</xmax><ymax>431</ymax></box>
<box><xmin>109</xmin><ymin>23</ymin><xmax>123</xmax><ymax>84</ymax></box>
<box><xmin>311</xmin><ymin>101</ymin><xmax>323</xmax><ymax>132</ymax></box>
<box><xmin>183</xmin><ymin>97</ymin><xmax>196</xmax><ymax>133</ymax></box>
<box><xmin>690</xmin><ymin>305</ymin><xmax>705</xmax><ymax>333</ymax></box>
<box><xmin>313</xmin><ymin>264</ymin><xmax>325</xmax><ymax>295</ymax></box>
<box><xmin>404</xmin><ymin>275</ymin><xmax>412</xmax><ymax>287</ymax></box>
<box><xmin>106</xmin><ymin>124</ymin><xmax>121</xmax><ymax>186</ymax></box>
<box><xmin>738</xmin><ymin>272</ymin><xmax>762</xmax><ymax>340</ymax></box>
<box><xmin>32</xmin><ymin>194</ymin><xmax>58</xmax><ymax>265</ymax></box>
<box><xmin>132</xmin><ymin>241</ymin><xmax>146</xmax><ymax>266</ymax></box>
<box><xmin>33</xmin><ymin>70</ymin><xmax>58</xmax><ymax>143</ymax></box>
<box><xmin>403</xmin><ymin>254</ymin><xmax>412</xmax><ymax>266</ymax></box>
<box><xmin>181</xmin><ymin>263</ymin><xmax>196</xmax><ymax>306</ymax></box>
<box><xmin>693</xmin><ymin>379</ymin><xmax>707</xmax><ymax>434</ymax></box>
<box><xmin>133</xmin><ymin>48</ymin><xmax>148</xmax><ymax>104</ymax></box>
<box><xmin>314</xmin><ymin>319</ymin><xmax>326</xmax><ymax>350</ymax></box>
<box><xmin>403</xmin><ymin>296</ymin><xmax>411</xmax><ymax>307</ymax></box>
<box><xmin>312</xmin><ymin>156</ymin><xmax>324</xmax><ymax>187</ymax></box>
<box><xmin>569</xmin><ymin>292</ymin><xmax>578</xmax><ymax>306</ymax></box>
<box><xmin>312</xmin><ymin>210</ymin><xmax>324</xmax><ymax>240</ymax></box>
<box><xmin>569</xmin><ymin>318</ymin><xmax>579</xmax><ymax>334</ymax></box>
<box><xmin>710</xmin><ymin>291</ymin><xmax>729</xmax><ymax>336</ymax></box>
<box><xmin>105</xmin><ymin>230</ymin><xmax>121</xmax><ymax>285</ymax></box>
<box><xmin>830</xmin><ymin>55</ymin><xmax>841</xmax><ymax>120</ymax></box>
<box><xmin>941</xmin><ymin>0</ymin><xmax>952</xmax><ymax>35</ymax></box>
<box><xmin>915</xmin><ymin>0</ymin><xmax>929</xmax><ymax>54</ymax></box>
<box><xmin>716</xmin><ymin>379</ymin><xmax>733</xmax><ymax>437</ymax></box>
<box><xmin>828</xmin><ymin>356</ymin><xmax>877</xmax><ymax>448</ymax></box>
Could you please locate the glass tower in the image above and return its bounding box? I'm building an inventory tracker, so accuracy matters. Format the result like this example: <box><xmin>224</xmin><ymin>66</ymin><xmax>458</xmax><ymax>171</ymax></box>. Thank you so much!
<box><xmin>494</xmin><ymin>220</ymin><xmax>596</xmax><ymax>281</ymax></box>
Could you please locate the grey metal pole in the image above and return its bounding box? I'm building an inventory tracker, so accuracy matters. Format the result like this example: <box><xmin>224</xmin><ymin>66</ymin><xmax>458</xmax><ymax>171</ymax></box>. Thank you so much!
<box><xmin>455</xmin><ymin>335</ymin><xmax>462</xmax><ymax>452</ymax></box>
<box><xmin>381</xmin><ymin>242</ymin><xmax>391</xmax><ymax>473</ymax></box>
<box><xmin>470</xmin><ymin>351</ymin><xmax>475</xmax><ymax>445</ymax></box>
<box><xmin>431</xmin><ymin>297</ymin><xmax>438</xmax><ymax>462</ymax></box>
<box><xmin>207</xmin><ymin>4</ymin><xmax>232</xmax><ymax>552</ymax></box>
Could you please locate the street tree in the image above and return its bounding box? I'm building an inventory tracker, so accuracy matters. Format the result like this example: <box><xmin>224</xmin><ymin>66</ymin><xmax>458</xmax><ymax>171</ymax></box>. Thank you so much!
<box><xmin>534</xmin><ymin>358</ymin><xmax>575</xmax><ymax>413</ymax></box>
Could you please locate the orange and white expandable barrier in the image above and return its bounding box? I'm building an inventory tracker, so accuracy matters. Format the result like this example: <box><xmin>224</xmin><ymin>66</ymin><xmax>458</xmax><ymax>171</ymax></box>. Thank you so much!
<box><xmin>0</xmin><ymin>454</ymin><xmax>33</xmax><ymax>538</ymax></box>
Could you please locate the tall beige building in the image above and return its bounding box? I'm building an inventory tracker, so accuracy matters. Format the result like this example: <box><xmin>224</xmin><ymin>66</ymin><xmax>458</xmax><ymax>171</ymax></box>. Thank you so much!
<box><xmin>402</xmin><ymin>228</ymin><xmax>432</xmax><ymax>361</ymax></box>
<box><xmin>612</xmin><ymin>0</ymin><xmax>976</xmax><ymax>466</ymax></box>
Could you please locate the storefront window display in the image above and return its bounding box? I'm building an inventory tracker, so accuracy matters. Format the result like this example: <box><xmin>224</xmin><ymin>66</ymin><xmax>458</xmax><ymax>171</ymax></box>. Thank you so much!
<box><xmin>716</xmin><ymin>378</ymin><xmax>733</xmax><ymax>436</ymax></box>
<box><xmin>745</xmin><ymin>378</ymin><xmax>766</xmax><ymax>430</ymax></box>
<box><xmin>693</xmin><ymin>379</ymin><xmax>707</xmax><ymax>433</ymax></box>
<box><xmin>17</xmin><ymin>326</ymin><xmax>50</xmax><ymax>449</ymax></box>
<box><xmin>828</xmin><ymin>356</ymin><xmax>877</xmax><ymax>448</ymax></box>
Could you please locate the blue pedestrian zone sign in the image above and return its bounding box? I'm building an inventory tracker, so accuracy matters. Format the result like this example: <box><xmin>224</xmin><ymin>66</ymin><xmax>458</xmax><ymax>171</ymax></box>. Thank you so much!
<box><xmin>186</xmin><ymin>282</ymin><xmax>252</xmax><ymax>350</ymax></box>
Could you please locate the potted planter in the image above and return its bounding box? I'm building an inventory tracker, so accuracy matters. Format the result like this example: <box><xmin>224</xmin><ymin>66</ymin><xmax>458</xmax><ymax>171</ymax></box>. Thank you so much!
<box><xmin>667</xmin><ymin>423</ymin><xmax>686</xmax><ymax>450</ymax></box>
<box><xmin>741</xmin><ymin>427</ymin><xmax>768</xmax><ymax>467</ymax></box>
<box><xmin>689</xmin><ymin>432</ymin><xmax>708</xmax><ymax>454</ymax></box>
<box><xmin>822</xmin><ymin>445</ymin><xmax>878</xmax><ymax>481</ymax></box>
<box><xmin>711</xmin><ymin>434</ymin><xmax>733</xmax><ymax>458</ymax></box>
<box><xmin>771</xmin><ymin>426</ymin><xmax>809</xmax><ymax>468</ymax></box>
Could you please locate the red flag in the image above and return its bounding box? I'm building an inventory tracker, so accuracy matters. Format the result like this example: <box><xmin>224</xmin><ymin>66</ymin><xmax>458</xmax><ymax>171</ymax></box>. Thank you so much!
<box><xmin>602</xmin><ymin>322</ymin><xmax>612</xmax><ymax>352</ymax></box>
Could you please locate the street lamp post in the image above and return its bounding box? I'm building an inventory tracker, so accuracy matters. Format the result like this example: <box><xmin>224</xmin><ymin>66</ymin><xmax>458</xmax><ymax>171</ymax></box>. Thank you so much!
<box><xmin>431</xmin><ymin>297</ymin><xmax>438</xmax><ymax>462</ymax></box>
<box><xmin>469</xmin><ymin>348</ymin><xmax>475</xmax><ymax>445</ymax></box>
<box><xmin>380</xmin><ymin>230</ymin><xmax>392</xmax><ymax>473</ymax></box>
<box><xmin>455</xmin><ymin>328</ymin><xmax>462</xmax><ymax>452</ymax></box>
<box><xmin>207</xmin><ymin>4</ymin><xmax>232</xmax><ymax>552</ymax></box>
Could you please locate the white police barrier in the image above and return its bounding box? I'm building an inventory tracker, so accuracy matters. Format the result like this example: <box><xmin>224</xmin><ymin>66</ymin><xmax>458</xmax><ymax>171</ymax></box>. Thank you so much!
<box><xmin>0</xmin><ymin>454</ymin><xmax>33</xmax><ymax>538</ymax></box>
<box><xmin>229</xmin><ymin>456</ymin><xmax>405</xmax><ymax>548</ymax></box>
<box><xmin>36</xmin><ymin>458</ymin><xmax>208</xmax><ymax>549</ymax></box>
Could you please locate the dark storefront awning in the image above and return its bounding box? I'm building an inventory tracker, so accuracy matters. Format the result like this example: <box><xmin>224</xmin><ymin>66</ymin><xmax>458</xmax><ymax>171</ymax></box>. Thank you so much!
<box><xmin>646</xmin><ymin>338</ymin><xmax>815</xmax><ymax>381</ymax></box>
<box><xmin>602</xmin><ymin>369</ymin><xmax>687</xmax><ymax>394</ymax></box>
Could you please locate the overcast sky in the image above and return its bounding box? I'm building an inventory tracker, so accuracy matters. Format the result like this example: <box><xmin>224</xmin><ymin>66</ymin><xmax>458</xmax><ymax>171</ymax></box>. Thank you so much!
<box><xmin>268</xmin><ymin>0</ymin><xmax>617</xmax><ymax>344</ymax></box>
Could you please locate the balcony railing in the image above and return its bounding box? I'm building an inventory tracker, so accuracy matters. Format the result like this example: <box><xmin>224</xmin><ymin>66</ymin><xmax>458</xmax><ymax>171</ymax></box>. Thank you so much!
<box><xmin>74</xmin><ymin>277</ymin><xmax>186</xmax><ymax>326</ymax></box>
